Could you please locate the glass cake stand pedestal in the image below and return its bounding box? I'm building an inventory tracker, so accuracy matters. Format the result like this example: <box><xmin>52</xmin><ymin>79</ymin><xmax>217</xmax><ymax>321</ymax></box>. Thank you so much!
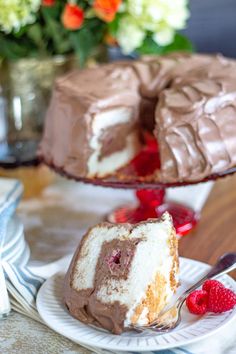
<box><xmin>43</xmin><ymin>133</ymin><xmax>236</xmax><ymax>238</ymax></box>
<box><xmin>107</xmin><ymin>190</ymin><xmax>198</xmax><ymax>237</ymax></box>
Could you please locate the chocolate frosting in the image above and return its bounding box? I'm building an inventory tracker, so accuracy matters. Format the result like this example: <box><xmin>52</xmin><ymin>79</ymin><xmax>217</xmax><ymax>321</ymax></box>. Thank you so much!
<box><xmin>63</xmin><ymin>223</ymin><xmax>141</xmax><ymax>334</ymax></box>
<box><xmin>155</xmin><ymin>58</ymin><xmax>236</xmax><ymax>182</ymax></box>
<box><xmin>39</xmin><ymin>53</ymin><xmax>236</xmax><ymax>183</ymax></box>
<box><xmin>132</xmin><ymin>55</ymin><xmax>177</xmax><ymax>98</ymax></box>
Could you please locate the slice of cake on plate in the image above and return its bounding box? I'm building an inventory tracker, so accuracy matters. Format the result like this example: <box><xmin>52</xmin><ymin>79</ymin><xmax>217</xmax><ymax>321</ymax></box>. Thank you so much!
<box><xmin>63</xmin><ymin>212</ymin><xmax>179</xmax><ymax>334</ymax></box>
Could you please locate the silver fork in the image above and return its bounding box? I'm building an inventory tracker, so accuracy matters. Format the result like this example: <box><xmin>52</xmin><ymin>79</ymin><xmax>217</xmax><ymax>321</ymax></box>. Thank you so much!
<box><xmin>130</xmin><ymin>252</ymin><xmax>236</xmax><ymax>333</ymax></box>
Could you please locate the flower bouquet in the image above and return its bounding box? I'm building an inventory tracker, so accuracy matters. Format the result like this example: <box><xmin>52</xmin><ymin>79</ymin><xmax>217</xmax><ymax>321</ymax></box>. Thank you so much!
<box><xmin>0</xmin><ymin>0</ymin><xmax>192</xmax><ymax>66</ymax></box>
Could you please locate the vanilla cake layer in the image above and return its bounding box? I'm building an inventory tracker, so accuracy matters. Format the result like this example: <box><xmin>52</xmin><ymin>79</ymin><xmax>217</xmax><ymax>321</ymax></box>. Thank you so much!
<box><xmin>64</xmin><ymin>212</ymin><xmax>179</xmax><ymax>334</ymax></box>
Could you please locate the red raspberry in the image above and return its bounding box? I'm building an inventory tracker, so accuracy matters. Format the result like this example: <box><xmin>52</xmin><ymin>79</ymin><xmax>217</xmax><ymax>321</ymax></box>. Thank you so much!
<box><xmin>186</xmin><ymin>290</ymin><xmax>209</xmax><ymax>315</ymax></box>
<box><xmin>202</xmin><ymin>279</ymin><xmax>224</xmax><ymax>293</ymax></box>
<box><xmin>208</xmin><ymin>286</ymin><xmax>236</xmax><ymax>313</ymax></box>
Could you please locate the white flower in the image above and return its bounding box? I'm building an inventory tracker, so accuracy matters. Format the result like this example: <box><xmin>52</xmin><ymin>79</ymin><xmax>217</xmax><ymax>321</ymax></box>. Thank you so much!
<box><xmin>0</xmin><ymin>0</ymin><xmax>40</xmax><ymax>33</ymax></box>
<box><xmin>118</xmin><ymin>0</ymin><xmax>190</xmax><ymax>52</ymax></box>
<box><xmin>153</xmin><ymin>27</ymin><xmax>174</xmax><ymax>46</ymax></box>
<box><xmin>117</xmin><ymin>16</ymin><xmax>145</xmax><ymax>54</ymax></box>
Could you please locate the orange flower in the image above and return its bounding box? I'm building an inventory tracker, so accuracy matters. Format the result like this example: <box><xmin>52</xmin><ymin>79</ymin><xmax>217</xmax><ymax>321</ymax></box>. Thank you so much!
<box><xmin>42</xmin><ymin>0</ymin><xmax>55</xmax><ymax>6</ymax></box>
<box><xmin>62</xmin><ymin>4</ymin><xmax>84</xmax><ymax>30</ymax></box>
<box><xmin>93</xmin><ymin>0</ymin><xmax>122</xmax><ymax>22</ymax></box>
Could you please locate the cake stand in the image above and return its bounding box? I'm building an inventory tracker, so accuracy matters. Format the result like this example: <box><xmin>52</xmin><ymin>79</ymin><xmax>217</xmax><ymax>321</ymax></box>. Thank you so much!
<box><xmin>43</xmin><ymin>132</ymin><xmax>236</xmax><ymax>238</ymax></box>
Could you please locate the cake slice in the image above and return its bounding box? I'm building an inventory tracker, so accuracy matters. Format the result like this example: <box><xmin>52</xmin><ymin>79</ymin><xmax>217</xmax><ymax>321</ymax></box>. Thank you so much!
<box><xmin>63</xmin><ymin>212</ymin><xmax>179</xmax><ymax>334</ymax></box>
<box><xmin>39</xmin><ymin>62</ymin><xmax>141</xmax><ymax>178</ymax></box>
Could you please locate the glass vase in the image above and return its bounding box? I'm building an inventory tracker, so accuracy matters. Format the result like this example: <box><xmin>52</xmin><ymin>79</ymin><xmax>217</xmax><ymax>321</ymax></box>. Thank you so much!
<box><xmin>0</xmin><ymin>55</ymin><xmax>79</xmax><ymax>197</ymax></box>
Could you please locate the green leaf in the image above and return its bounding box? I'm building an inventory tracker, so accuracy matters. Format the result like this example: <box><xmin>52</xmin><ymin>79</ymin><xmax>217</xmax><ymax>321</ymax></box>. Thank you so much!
<box><xmin>162</xmin><ymin>33</ymin><xmax>194</xmax><ymax>54</ymax></box>
<box><xmin>13</xmin><ymin>26</ymin><xmax>29</xmax><ymax>38</ymax></box>
<box><xmin>0</xmin><ymin>34</ymin><xmax>32</xmax><ymax>59</ymax></box>
<box><xmin>70</xmin><ymin>29</ymin><xmax>93</xmax><ymax>67</ymax></box>
<box><xmin>137</xmin><ymin>33</ymin><xmax>194</xmax><ymax>56</ymax></box>
<box><xmin>137</xmin><ymin>36</ymin><xmax>163</xmax><ymax>55</ymax></box>
<box><xmin>42</xmin><ymin>16</ymin><xmax>68</xmax><ymax>54</ymax></box>
<box><xmin>41</xmin><ymin>5</ymin><xmax>70</xmax><ymax>54</ymax></box>
<box><xmin>69</xmin><ymin>18</ymin><xmax>106</xmax><ymax>66</ymax></box>
<box><xmin>41</xmin><ymin>3</ymin><xmax>62</xmax><ymax>19</ymax></box>
<box><xmin>27</xmin><ymin>24</ymin><xmax>46</xmax><ymax>54</ymax></box>
<box><xmin>108</xmin><ymin>13</ymin><xmax>123</xmax><ymax>36</ymax></box>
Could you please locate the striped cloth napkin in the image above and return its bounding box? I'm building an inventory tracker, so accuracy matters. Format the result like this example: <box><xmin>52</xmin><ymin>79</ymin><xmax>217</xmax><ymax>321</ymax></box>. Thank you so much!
<box><xmin>0</xmin><ymin>178</ymin><xmax>48</xmax><ymax>323</ymax></box>
<box><xmin>0</xmin><ymin>178</ymin><xmax>23</xmax><ymax>317</ymax></box>
<box><xmin>1</xmin><ymin>177</ymin><xmax>236</xmax><ymax>354</ymax></box>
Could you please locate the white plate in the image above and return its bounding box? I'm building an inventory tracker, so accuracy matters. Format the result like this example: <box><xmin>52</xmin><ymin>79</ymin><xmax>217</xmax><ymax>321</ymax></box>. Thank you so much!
<box><xmin>37</xmin><ymin>258</ymin><xmax>236</xmax><ymax>352</ymax></box>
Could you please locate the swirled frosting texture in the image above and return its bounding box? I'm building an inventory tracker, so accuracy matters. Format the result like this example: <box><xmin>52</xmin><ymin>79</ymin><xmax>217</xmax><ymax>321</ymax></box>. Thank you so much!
<box><xmin>155</xmin><ymin>74</ymin><xmax>236</xmax><ymax>182</ymax></box>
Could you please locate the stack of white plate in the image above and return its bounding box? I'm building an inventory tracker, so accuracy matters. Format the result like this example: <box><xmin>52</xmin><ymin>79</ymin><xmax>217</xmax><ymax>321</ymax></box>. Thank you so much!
<box><xmin>2</xmin><ymin>216</ymin><xmax>30</xmax><ymax>266</ymax></box>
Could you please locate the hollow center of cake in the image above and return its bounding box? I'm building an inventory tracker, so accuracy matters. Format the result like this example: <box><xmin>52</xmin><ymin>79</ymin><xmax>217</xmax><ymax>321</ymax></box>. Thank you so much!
<box><xmin>97</xmin><ymin>239</ymin><xmax>140</xmax><ymax>279</ymax></box>
<box><xmin>106</xmin><ymin>249</ymin><xmax>122</xmax><ymax>270</ymax></box>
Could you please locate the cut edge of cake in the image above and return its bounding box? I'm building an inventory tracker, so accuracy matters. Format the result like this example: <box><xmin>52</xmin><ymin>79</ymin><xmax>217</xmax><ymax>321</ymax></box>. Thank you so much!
<box><xmin>87</xmin><ymin>106</ymin><xmax>141</xmax><ymax>177</ymax></box>
<box><xmin>39</xmin><ymin>62</ymin><xmax>142</xmax><ymax>179</ymax></box>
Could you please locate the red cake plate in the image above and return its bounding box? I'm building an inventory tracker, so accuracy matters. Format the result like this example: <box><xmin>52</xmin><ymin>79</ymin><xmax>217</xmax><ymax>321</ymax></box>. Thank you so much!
<box><xmin>44</xmin><ymin>132</ymin><xmax>236</xmax><ymax>238</ymax></box>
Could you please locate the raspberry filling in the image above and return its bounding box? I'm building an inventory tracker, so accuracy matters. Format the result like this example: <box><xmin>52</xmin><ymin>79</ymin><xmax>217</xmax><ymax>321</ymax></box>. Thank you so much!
<box><xmin>106</xmin><ymin>249</ymin><xmax>122</xmax><ymax>272</ymax></box>
<box><xmin>108</xmin><ymin>250</ymin><xmax>121</xmax><ymax>265</ymax></box>
<box><xmin>105</xmin><ymin>247</ymin><xmax>136</xmax><ymax>276</ymax></box>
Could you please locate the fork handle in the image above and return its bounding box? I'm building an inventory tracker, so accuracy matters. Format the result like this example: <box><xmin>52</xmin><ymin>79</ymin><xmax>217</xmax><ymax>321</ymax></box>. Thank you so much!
<box><xmin>177</xmin><ymin>252</ymin><xmax>236</xmax><ymax>307</ymax></box>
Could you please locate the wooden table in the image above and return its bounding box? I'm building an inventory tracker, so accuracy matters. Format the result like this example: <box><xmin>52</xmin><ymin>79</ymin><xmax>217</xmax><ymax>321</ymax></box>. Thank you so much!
<box><xmin>0</xmin><ymin>176</ymin><xmax>236</xmax><ymax>353</ymax></box>
<box><xmin>179</xmin><ymin>173</ymin><xmax>236</xmax><ymax>279</ymax></box>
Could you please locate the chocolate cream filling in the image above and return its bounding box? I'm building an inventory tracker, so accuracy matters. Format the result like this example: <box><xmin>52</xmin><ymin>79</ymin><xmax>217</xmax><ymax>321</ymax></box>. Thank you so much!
<box><xmin>98</xmin><ymin>121</ymin><xmax>139</xmax><ymax>159</ymax></box>
<box><xmin>64</xmin><ymin>238</ymin><xmax>141</xmax><ymax>334</ymax></box>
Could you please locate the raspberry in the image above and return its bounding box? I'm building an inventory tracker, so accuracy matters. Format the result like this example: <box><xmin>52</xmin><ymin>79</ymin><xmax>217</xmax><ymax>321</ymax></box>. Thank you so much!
<box><xmin>208</xmin><ymin>286</ymin><xmax>236</xmax><ymax>313</ymax></box>
<box><xmin>202</xmin><ymin>279</ymin><xmax>224</xmax><ymax>293</ymax></box>
<box><xmin>186</xmin><ymin>290</ymin><xmax>209</xmax><ymax>315</ymax></box>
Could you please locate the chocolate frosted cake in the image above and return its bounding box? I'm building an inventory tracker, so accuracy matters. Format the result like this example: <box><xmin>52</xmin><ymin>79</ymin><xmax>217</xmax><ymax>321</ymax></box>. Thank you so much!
<box><xmin>39</xmin><ymin>53</ymin><xmax>236</xmax><ymax>183</ymax></box>
<box><xmin>64</xmin><ymin>212</ymin><xmax>178</xmax><ymax>334</ymax></box>
<box><xmin>39</xmin><ymin>62</ymin><xmax>141</xmax><ymax>178</ymax></box>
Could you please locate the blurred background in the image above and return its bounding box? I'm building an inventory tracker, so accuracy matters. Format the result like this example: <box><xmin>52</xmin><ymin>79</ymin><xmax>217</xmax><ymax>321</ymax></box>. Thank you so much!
<box><xmin>184</xmin><ymin>0</ymin><xmax>236</xmax><ymax>57</ymax></box>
